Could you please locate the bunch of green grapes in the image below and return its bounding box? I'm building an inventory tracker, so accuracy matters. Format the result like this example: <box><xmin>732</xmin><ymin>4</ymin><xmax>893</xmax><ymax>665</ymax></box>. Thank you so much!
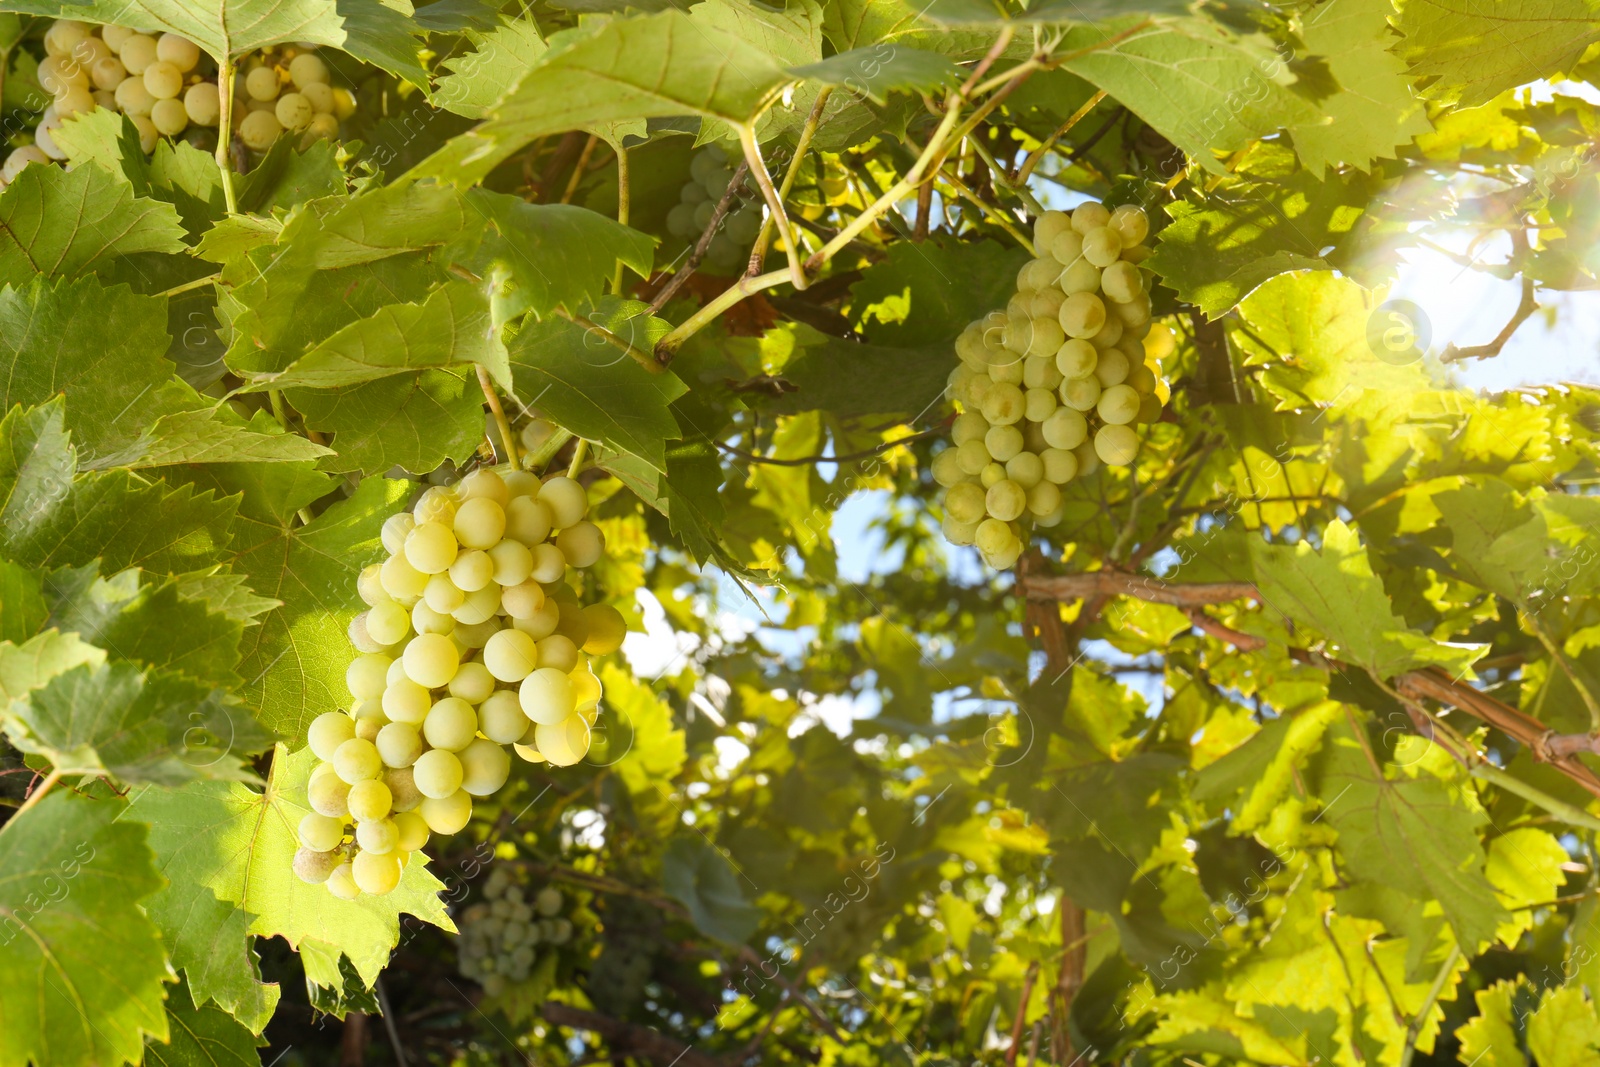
<box><xmin>664</xmin><ymin>145</ymin><xmax>763</xmax><ymax>275</ymax></box>
<box><xmin>457</xmin><ymin>867</ymin><xmax>575</xmax><ymax>996</ymax></box>
<box><xmin>292</xmin><ymin>465</ymin><xmax>630</xmax><ymax>899</ymax></box>
<box><xmin>934</xmin><ymin>201</ymin><xmax>1171</xmax><ymax>570</ymax></box>
<box><xmin>1</xmin><ymin>19</ymin><xmax>353</xmax><ymax>186</ymax></box>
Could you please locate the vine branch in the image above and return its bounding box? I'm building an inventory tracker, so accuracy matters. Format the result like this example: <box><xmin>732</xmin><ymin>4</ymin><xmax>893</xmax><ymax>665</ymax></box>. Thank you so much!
<box><xmin>646</xmin><ymin>160</ymin><xmax>751</xmax><ymax>318</ymax></box>
<box><xmin>1440</xmin><ymin>273</ymin><xmax>1539</xmax><ymax>362</ymax></box>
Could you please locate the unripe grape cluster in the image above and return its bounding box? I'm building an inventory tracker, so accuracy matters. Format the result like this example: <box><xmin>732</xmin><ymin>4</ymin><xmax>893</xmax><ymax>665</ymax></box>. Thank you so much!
<box><xmin>2</xmin><ymin>19</ymin><xmax>354</xmax><ymax>186</ymax></box>
<box><xmin>934</xmin><ymin>201</ymin><xmax>1169</xmax><ymax>569</ymax></box>
<box><xmin>457</xmin><ymin>867</ymin><xmax>575</xmax><ymax>996</ymax></box>
<box><xmin>665</xmin><ymin>145</ymin><xmax>763</xmax><ymax>274</ymax></box>
<box><xmin>292</xmin><ymin>466</ymin><xmax>630</xmax><ymax>899</ymax></box>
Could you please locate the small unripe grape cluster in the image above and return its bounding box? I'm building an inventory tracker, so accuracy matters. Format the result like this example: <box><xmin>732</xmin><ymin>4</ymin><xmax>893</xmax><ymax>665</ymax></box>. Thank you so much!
<box><xmin>292</xmin><ymin>465</ymin><xmax>630</xmax><ymax>899</ymax></box>
<box><xmin>934</xmin><ymin>200</ymin><xmax>1169</xmax><ymax>569</ymax></box>
<box><xmin>665</xmin><ymin>145</ymin><xmax>763</xmax><ymax>275</ymax></box>
<box><xmin>457</xmin><ymin>867</ymin><xmax>575</xmax><ymax>996</ymax></box>
<box><xmin>1</xmin><ymin>20</ymin><xmax>354</xmax><ymax>186</ymax></box>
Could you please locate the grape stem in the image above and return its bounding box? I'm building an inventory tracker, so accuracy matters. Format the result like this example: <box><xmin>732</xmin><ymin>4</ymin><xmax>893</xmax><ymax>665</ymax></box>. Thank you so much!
<box><xmin>936</xmin><ymin>168</ymin><xmax>1035</xmax><ymax>254</ymax></box>
<box><xmin>566</xmin><ymin>438</ymin><xmax>588</xmax><ymax>478</ymax></box>
<box><xmin>644</xmin><ymin>159</ymin><xmax>751</xmax><ymax>318</ymax></box>
<box><xmin>737</xmin><ymin>124</ymin><xmax>807</xmax><ymax>291</ymax></box>
<box><xmin>611</xmin><ymin>145</ymin><xmax>630</xmax><ymax>295</ymax></box>
<box><xmin>559</xmin><ymin>134</ymin><xmax>600</xmax><ymax>205</ymax></box>
<box><xmin>1398</xmin><ymin>943</ymin><xmax>1462</xmax><ymax>1067</ymax></box>
<box><xmin>214</xmin><ymin>55</ymin><xmax>238</xmax><ymax>215</ymax></box>
<box><xmin>8</xmin><ymin>769</ymin><xmax>61</xmax><ymax>824</ymax></box>
<box><xmin>965</xmin><ymin>134</ymin><xmax>1045</xmax><ymax>217</ymax></box>
<box><xmin>654</xmin><ymin>23</ymin><xmax>1149</xmax><ymax>360</ymax></box>
<box><xmin>1015</xmin><ymin>89</ymin><xmax>1109</xmax><ymax>183</ymax></box>
<box><xmin>746</xmin><ymin>87</ymin><xmax>832</xmax><ymax>278</ymax></box>
<box><xmin>475</xmin><ymin>363</ymin><xmax>519</xmax><ymax>469</ymax></box>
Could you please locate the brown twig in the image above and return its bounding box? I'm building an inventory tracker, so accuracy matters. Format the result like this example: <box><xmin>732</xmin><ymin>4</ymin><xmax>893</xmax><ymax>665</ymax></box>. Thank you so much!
<box><xmin>1183</xmin><ymin>607</ymin><xmax>1267</xmax><ymax>651</ymax></box>
<box><xmin>1022</xmin><ymin>572</ymin><xmax>1600</xmax><ymax>801</ymax></box>
<box><xmin>1006</xmin><ymin>961</ymin><xmax>1040</xmax><ymax>1066</ymax></box>
<box><xmin>560</xmin><ymin>133</ymin><xmax>602</xmax><ymax>205</ymax></box>
<box><xmin>646</xmin><ymin>161</ymin><xmax>751</xmax><ymax>318</ymax></box>
<box><xmin>1440</xmin><ymin>273</ymin><xmax>1539</xmax><ymax>362</ymax></box>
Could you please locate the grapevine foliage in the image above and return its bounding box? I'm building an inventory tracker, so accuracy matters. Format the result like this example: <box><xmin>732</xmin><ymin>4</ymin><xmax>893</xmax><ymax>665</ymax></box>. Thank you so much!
<box><xmin>0</xmin><ymin>1</ymin><xmax>1596</xmax><ymax>1066</ymax></box>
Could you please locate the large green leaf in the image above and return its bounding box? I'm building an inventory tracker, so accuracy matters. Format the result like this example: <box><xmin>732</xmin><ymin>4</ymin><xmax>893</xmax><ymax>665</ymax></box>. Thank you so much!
<box><xmin>443</xmin><ymin>190</ymin><xmax>657</xmax><ymax>322</ymax></box>
<box><xmin>662</xmin><ymin>835</ymin><xmax>763</xmax><ymax>944</ymax></box>
<box><xmin>1322</xmin><ymin>721</ymin><xmax>1507</xmax><ymax>948</ymax></box>
<box><xmin>7</xmin><ymin>0</ymin><xmax>427</xmax><ymax>81</ymax></box>
<box><xmin>0</xmin><ymin>157</ymin><xmax>186</xmax><ymax>291</ymax></box>
<box><xmin>143</xmin><ymin>978</ymin><xmax>263</xmax><ymax>1067</ymax></box>
<box><xmin>40</xmin><ymin>562</ymin><xmax>244</xmax><ymax>687</ymax></box>
<box><xmin>1289</xmin><ymin>0</ymin><xmax>1432</xmax><ymax>177</ymax></box>
<box><xmin>791</xmin><ymin>45</ymin><xmax>962</xmax><ymax>102</ymax></box>
<box><xmin>434</xmin><ymin>17</ymin><xmax>547</xmax><ymax>118</ymax></box>
<box><xmin>123</xmin><ymin>744</ymin><xmax>456</xmax><ymax>995</ymax></box>
<box><xmin>1393</xmin><ymin>0</ymin><xmax>1600</xmax><ymax>106</ymax></box>
<box><xmin>0</xmin><ymin>792</ymin><xmax>169</xmax><ymax>1067</ymax></box>
<box><xmin>292</xmin><ymin>367</ymin><xmax>487</xmax><ymax>476</ymax></box>
<box><xmin>8</xmin><ymin>662</ymin><xmax>268</xmax><ymax>784</ymax></box>
<box><xmin>1234</xmin><ymin>271</ymin><xmax>1434</xmax><ymax>423</ymax></box>
<box><xmin>1249</xmin><ymin>519</ymin><xmax>1486</xmax><ymax>679</ymax></box>
<box><xmin>1058</xmin><ymin>16</ymin><xmax>1326</xmax><ymax>172</ymax></box>
<box><xmin>0</xmin><ymin>275</ymin><xmax>173</xmax><ymax>463</ymax></box>
<box><xmin>406</xmin><ymin>2</ymin><xmax>798</xmax><ymax>187</ymax></box>
<box><xmin>508</xmin><ymin>299</ymin><xmax>686</xmax><ymax>474</ymax></box>
<box><xmin>88</xmin><ymin>406</ymin><xmax>335</xmax><ymax>470</ymax></box>
<box><xmin>850</xmin><ymin>234</ymin><xmax>1029</xmax><ymax>347</ymax></box>
<box><xmin>1146</xmin><ymin>167</ymin><xmax>1370</xmax><ymax>317</ymax></box>
<box><xmin>0</xmin><ymin>630</ymin><xmax>106</xmax><ymax>704</ymax></box>
<box><xmin>213</xmin><ymin>471</ymin><xmax>404</xmax><ymax>744</ymax></box>
<box><xmin>0</xmin><ymin>402</ymin><xmax>237</xmax><ymax>576</ymax></box>
<box><xmin>220</xmin><ymin>183</ymin><xmax>466</xmax><ymax>378</ymax></box>
<box><xmin>239</xmin><ymin>280</ymin><xmax>510</xmax><ymax>392</ymax></box>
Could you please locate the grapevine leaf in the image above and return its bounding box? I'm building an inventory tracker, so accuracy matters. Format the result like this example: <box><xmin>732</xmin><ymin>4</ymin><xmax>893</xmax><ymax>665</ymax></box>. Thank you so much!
<box><xmin>850</xmin><ymin>234</ymin><xmax>1031</xmax><ymax>347</ymax></box>
<box><xmin>124</xmin><ymin>744</ymin><xmax>456</xmax><ymax>993</ymax></box>
<box><xmin>1057</xmin><ymin>17</ymin><xmax>1325</xmax><ymax>172</ymax></box>
<box><xmin>7</xmin><ymin>0</ymin><xmax>427</xmax><ymax>82</ymax></box>
<box><xmin>1249</xmin><ymin>519</ymin><xmax>1487</xmax><ymax>679</ymax></box>
<box><xmin>405</xmin><ymin>4</ymin><xmax>797</xmax><ymax>187</ymax></box>
<box><xmin>507</xmin><ymin>299</ymin><xmax>686</xmax><ymax>473</ymax></box>
<box><xmin>764</xmin><ymin>336</ymin><xmax>952</xmax><ymax>420</ymax></box>
<box><xmin>152</xmin><ymin>885</ymin><xmax>278</xmax><ymax>1033</ymax></box>
<box><xmin>1392</xmin><ymin>0</ymin><xmax>1600</xmax><ymax>107</ymax></box>
<box><xmin>0</xmin><ymin>556</ymin><xmax>46</xmax><ymax>641</ymax></box>
<box><xmin>1288</xmin><ymin>0</ymin><xmax>1432</xmax><ymax>177</ymax></box>
<box><xmin>1146</xmin><ymin>169</ymin><xmax>1370</xmax><ymax>317</ymax></box>
<box><xmin>1321</xmin><ymin>721</ymin><xmax>1507</xmax><ymax>947</ymax></box>
<box><xmin>233</xmin><ymin>138</ymin><xmax>347</xmax><ymax>216</ymax></box>
<box><xmin>8</xmin><ymin>662</ymin><xmax>268</xmax><ymax>783</ymax></box>
<box><xmin>220</xmin><ymin>183</ymin><xmax>467</xmax><ymax>377</ymax></box>
<box><xmin>1234</xmin><ymin>271</ymin><xmax>1434</xmax><ymax>423</ymax></box>
<box><xmin>1527</xmin><ymin>984</ymin><xmax>1600</xmax><ymax>1066</ymax></box>
<box><xmin>791</xmin><ymin>45</ymin><xmax>962</xmax><ymax>102</ymax></box>
<box><xmin>0</xmin><ymin>630</ymin><xmax>107</xmax><ymax>703</ymax></box>
<box><xmin>215</xmin><ymin>472</ymin><xmax>404</xmax><ymax>743</ymax></box>
<box><xmin>143</xmin><ymin>978</ymin><xmax>263</xmax><ymax>1067</ymax></box>
<box><xmin>171</xmin><ymin>571</ymin><xmax>280</xmax><ymax>628</ymax></box>
<box><xmin>239</xmin><ymin>280</ymin><xmax>510</xmax><ymax>392</ymax></box>
<box><xmin>601</xmin><ymin>664</ymin><xmax>688</xmax><ymax>794</ymax></box>
<box><xmin>443</xmin><ymin>190</ymin><xmax>657</xmax><ymax>322</ymax></box>
<box><xmin>88</xmin><ymin>406</ymin><xmax>336</xmax><ymax>469</ymax></box>
<box><xmin>434</xmin><ymin>18</ymin><xmax>547</xmax><ymax>118</ymax></box>
<box><xmin>291</xmin><ymin>368</ymin><xmax>487</xmax><ymax>476</ymax></box>
<box><xmin>662</xmin><ymin>836</ymin><xmax>762</xmax><ymax>944</ymax></box>
<box><xmin>1485</xmin><ymin>828</ymin><xmax>1569</xmax><ymax>947</ymax></box>
<box><xmin>0</xmin><ymin>158</ymin><xmax>186</xmax><ymax>290</ymax></box>
<box><xmin>413</xmin><ymin>0</ymin><xmax>505</xmax><ymax>33</ymax></box>
<box><xmin>0</xmin><ymin>792</ymin><xmax>169</xmax><ymax>1067</ymax></box>
<box><xmin>39</xmin><ymin>562</ymin><xmax>244</xmax><ymax>687</ymax></box>
<box><xmin>1454</xmin><ymin>981</ymin><xmax>1526</xmax><ymax>1067</ymax></box>
<box><xmin>0</xmin><ymin>401</ymin><xmax>238</xmax><ymax>576</ymax></box>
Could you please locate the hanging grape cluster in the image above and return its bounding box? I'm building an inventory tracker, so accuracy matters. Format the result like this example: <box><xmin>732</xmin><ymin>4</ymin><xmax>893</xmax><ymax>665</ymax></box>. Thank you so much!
<box><xmin>457</xmin><ymin>867</ymin><xmax>576</xmax><ymax>996</ymax></box>
<box><xmin>2</xmin><ymin>19</ymin><xmax>353</xmax><ymax>186</ymax></box>
<box><xmin>665</xmin><ymin>145</ymin><xmax>763</xmax><ymax>275</ymax></box>
<box><xmin>292</xmin><ymin>466</ymin><xmax>629</xmax><ymax>899</ymax></box>
<box><xmin>934</xmin><ymin>201</ymin><xmax>1169</xmax><ymax>569</ymax></box>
